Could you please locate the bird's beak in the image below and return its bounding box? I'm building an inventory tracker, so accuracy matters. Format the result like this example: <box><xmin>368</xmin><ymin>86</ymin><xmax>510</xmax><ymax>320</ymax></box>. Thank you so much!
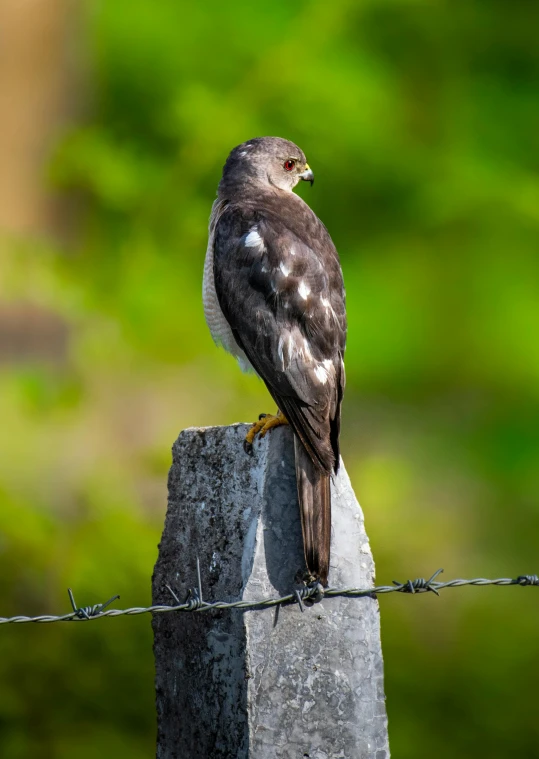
<box><xmin>299</xmin><ymin>164</ymin><xmax>314</xmax><ymax>186</ymax></box>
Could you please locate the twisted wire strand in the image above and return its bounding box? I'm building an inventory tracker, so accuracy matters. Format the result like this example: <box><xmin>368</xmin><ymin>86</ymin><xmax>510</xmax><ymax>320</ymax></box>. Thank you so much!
<box><xmin>0</xmin><ymin>571</ymin><xmax>537</xmax><ymax>625</ymax></box>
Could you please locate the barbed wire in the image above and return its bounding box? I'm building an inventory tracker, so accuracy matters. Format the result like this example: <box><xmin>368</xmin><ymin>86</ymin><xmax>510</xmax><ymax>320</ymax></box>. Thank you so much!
<box><xmin>0</xmin><ymin>568</ymin><xmax>537</xmax><ymax>625</ymax></box>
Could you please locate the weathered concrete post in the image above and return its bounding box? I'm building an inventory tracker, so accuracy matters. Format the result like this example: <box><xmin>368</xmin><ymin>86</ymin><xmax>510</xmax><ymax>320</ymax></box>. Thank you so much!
<box><xmin>152</xmin><ymin>424</ymin><xmax>389</xmax><ymax>759</ymax></box>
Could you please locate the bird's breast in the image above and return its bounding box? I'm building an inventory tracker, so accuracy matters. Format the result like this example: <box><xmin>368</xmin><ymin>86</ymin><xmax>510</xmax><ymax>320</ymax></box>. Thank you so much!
<box><xmin>203</xmin><ymin>224</ymin><xmax>255</xmax><ymax>375</ymax></box>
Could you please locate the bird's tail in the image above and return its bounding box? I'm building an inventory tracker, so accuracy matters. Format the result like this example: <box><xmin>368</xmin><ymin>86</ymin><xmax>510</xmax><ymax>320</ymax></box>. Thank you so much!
<box><xmin>294</xmin><ymin>437</ymin><xmax>331</xmax><ymax>586</ymax></box>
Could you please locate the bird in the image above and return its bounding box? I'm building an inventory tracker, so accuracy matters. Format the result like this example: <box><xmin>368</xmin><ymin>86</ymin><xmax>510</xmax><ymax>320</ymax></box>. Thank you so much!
<box><xmin>203</xmin><ymin>137</ymin><xmax>346</xmax><ymax>586</ymax></box>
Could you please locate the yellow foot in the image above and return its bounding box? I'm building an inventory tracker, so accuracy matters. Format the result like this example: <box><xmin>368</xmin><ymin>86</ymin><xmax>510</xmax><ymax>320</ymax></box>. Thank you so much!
<box><xmin>243</xmin><ymin>411</ymin><xmax>289</xmax><ymax>455</ymax></box>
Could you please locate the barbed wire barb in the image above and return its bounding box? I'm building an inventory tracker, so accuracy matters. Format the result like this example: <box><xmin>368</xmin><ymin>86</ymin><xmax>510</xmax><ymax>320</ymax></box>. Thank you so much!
<box><xmin>516</xmin><ymin>575</ymin><xmax>539</xmax><ymax>586</ymax></box>
<box><xmin>0</xmin><ymin>569</ymin><xmax>537</xmax><ymax>625</ymax></box>
<box><xmin>165</xmin><ymin>585</ymin><xmax>181</xmax><ymax>605</ymax></box>
<box><xmin>67</xmin><ymin>588</ymin><xmax>120</xmax><ymax>621</ymax></box>
<box><xmin>196</xmin><ymin>555</ymin><xmax>203</xmax><ymax>605</ymax></box>
<box><xmin>392</xmin><ymin>567</ymin><xmax>444</xmax><ymax>596</ymax></box>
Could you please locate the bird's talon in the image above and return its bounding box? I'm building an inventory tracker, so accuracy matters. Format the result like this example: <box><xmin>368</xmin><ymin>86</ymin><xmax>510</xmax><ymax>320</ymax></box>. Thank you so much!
<box><xmin>243</xmin><ymin>411</ymin><xmax>288</xmax><ymax>454</ymax></box>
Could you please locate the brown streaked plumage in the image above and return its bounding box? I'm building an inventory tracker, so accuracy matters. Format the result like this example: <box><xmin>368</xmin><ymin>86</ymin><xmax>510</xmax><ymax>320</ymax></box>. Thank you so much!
<box><xmin>203</xmin><ymin>137</ymin><xmax>346</xmax><ymax>585</ymax></box>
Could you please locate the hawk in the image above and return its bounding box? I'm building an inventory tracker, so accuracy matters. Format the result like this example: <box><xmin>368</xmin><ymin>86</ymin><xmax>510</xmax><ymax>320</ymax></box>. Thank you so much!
<box><xmin>203</xmin><ymin>137</ymin><xmax>346</xmax><ymax>586</ymax></box>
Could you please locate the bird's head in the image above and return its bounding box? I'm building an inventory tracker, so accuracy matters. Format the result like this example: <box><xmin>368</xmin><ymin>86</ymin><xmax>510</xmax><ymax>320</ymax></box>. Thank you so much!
<box><xmin>220</xmin><ymin>137</ymin><xmax>314</xmax><ymax>195</ymax></box>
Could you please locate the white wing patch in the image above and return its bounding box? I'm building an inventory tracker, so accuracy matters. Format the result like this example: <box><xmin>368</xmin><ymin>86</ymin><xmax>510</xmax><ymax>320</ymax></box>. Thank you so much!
<box><xmin>280</xmin><ymin>262</ymin><xmax>290</xmax><ymax>277</ymax></box>
<box><xmin>277</xmin><ymin>336</ymin><xmax>285</xmax><ymax>366</ymax></box>
<box><xmin>298</xmin><ymin>281</ymin><xmax>311</xmax><ymax>300</ymax></box>
<box><xmin>321</xmin><ymin>295</ymin><xmax>338</xmax><ymax>322</ymax></box>
<box><xmin>244</xmin><ymin>227</ymin><xmax>265</xmax><ymax>250</ymax></box>
<box><xmin>301</xmin><ymin>337</ymin><xmax>313</xmax><ymax>360</ymax></box>
<box><xmin>277</xmin><ymin>331</ymin><xmax>334</xmax><ymax>388</ymax></box>
<box><xmin>314</xmin><ymin>359</ymin><xmax>333</xmax><ymax>384</ymax></box>
<box><xmin>289</xmin><ymin>333</ymin><xmax>312</xmax><ymax>362</ymax></box>
<box><xmin>276</xmin><ymin>331</ymin><xmax>315</xmax><ymax>369</ymax></box>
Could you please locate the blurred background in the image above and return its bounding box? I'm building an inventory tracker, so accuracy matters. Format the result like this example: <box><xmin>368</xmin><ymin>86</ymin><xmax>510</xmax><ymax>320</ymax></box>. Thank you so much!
<box><xmin>1</xmin><ymin>0</ymin><xmax>538</xmax><ymax>756</ymax></box>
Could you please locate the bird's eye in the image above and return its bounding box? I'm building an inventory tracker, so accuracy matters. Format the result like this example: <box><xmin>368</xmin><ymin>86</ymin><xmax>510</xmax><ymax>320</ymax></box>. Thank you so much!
<box><xmin>283</xmin><ymin>159</ymin><xmax>296</xmax><ymax>171</ymax></box>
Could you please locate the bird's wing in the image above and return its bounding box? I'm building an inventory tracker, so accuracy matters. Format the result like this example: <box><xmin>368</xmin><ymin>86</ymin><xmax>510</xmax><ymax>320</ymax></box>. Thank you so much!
<box><xmin>213</xmin><ymin>200</ymin><xmax>346</xmax><ymax>473</ymax></box>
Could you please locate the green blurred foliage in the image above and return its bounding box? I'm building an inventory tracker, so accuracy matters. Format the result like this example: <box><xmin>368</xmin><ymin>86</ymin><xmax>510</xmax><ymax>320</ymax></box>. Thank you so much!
<box><xmin>1</xmin><ymin>0</ymin><xmax>539</xmax><ymax>756</ymax></box>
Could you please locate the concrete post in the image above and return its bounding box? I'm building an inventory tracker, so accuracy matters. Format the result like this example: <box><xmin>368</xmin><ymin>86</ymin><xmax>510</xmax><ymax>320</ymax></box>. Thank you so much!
<box><xmin>152</xmin><ymin>424</ymin><xmax>389</xmax><ymax>759</ymax></box>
